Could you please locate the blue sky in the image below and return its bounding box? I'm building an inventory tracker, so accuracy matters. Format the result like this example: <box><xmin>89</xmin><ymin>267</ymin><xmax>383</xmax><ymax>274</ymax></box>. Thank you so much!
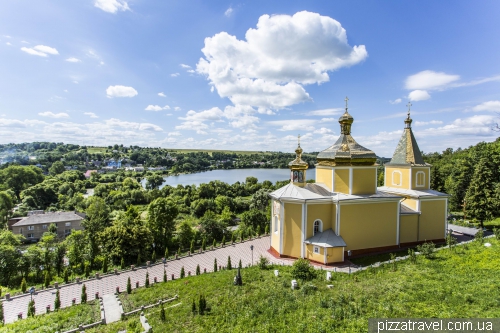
<box><xmin>1</xmin><ymin>0</ymin><xmax>499</xmax><ymax>157</ymax></box>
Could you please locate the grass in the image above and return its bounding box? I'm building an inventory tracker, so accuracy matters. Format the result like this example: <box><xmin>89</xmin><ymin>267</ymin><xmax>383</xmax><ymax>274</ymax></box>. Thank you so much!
<box><xmin>4</xmin><ymin>238</ymin><xmax>500</xmax><ymax>333</ymax></box>
<box><xmin>0</xmin><ymin>300</ymin><xmax>100</xmax><ymax>333</ymax></box>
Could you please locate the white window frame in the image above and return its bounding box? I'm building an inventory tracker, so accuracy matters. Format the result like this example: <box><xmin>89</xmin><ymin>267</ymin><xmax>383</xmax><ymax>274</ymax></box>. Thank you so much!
<box><xmin>416</xmin><ymin>171</ymin><xmax>425</xmax><ymax>187</ymax></box>
<box><xmin>392</xmin><ymin>170</ymin><xmax>402</xmax><ymax>186</ymax></box>
<box><xmin>313</xmin><ymin>219</ymin><xmax>323</xmax><ymax>236</ymax></box>
<box><xmin>28</xmin><ymin>225</ymin><xmax>34</xmax><ymax>231</ymax></box>
<box><xmin>65</xmin><ymin>222</ymin><xmax>71</xmax><ymax>227</ymax></box>
<box><xmin>313</xmin><ymin>246</ymin><xmax>320</xmax><ymax>254</ymax></box>
<box><xmin>42</xmin><ymin>224</ymin><xmax>47</xmax><ymax>229</ymax></box>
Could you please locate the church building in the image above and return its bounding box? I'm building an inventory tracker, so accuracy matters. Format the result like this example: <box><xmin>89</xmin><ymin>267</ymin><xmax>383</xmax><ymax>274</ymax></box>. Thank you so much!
<box><xmin>269</xmin><ymin>100</ymin><xmax>448</xmax><ymax>264</ymax></box>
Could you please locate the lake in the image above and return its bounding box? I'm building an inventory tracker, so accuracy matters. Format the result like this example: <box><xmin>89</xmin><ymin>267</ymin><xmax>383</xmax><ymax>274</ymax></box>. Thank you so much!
<box><xmin>150</xmin><ymin>168</ymin><xmax>316</xmax><ymax>188</ymax></box>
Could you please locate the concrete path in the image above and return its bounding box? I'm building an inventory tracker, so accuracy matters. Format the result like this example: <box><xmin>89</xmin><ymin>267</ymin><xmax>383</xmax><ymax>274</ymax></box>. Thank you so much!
<box><xmin>102</xmin><ymin>294</ymin><xmax>121</xmax><ymax>323</ymax></box>
<box><xmin>3</xmin><ymin>236</ymin><xmax>289</xmax><ymax>324</ymax></box>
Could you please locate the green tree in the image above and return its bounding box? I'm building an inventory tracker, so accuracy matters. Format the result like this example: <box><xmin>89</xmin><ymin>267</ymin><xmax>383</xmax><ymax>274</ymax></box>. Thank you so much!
<box><xmin>0</xmin><ymin>165</ymin><xmax>44</xmax><ymax>198</ymax></box>
<box><xmin>83</xmin><ymin>196</ymin><xmax>110</xmax><ymax>264</ymax></box>
<box><xmin>21</xmin><ymin>278</ymin><xmax>27</xmax><ymax>293</ymax></box>
<box><xmin>48</xmin><ymin>223</ymin><xmax>57</xmax><ymax>235</ymax></box>
<box><xmin>241</xmin><ymin>209</ymin><xmax>267</xmax><ymax>231</ymax></box>
<box><xmin>199</xmin><ymin>211</ymin><xmax>225</xmax><ymax>243</ymax></box>
<box><xmin>250</xmin><ymin>189</ymin><xmax>270</xmax><ymax>211</ymax></box>
<box><xmin>65</xmin><ymin>230</ymin><xmax>87</xmax><ymax>272</ymax></box>
<box><xmin>27</xmin><ymin>299</ymin><xmax>35</xmax><ymax>317</ymax></box>
<box><xmin>160</xmin><ymin>304</ymin><xmax>166</xmax><ymax>321</ymax></box>
<box><xmin>49</xmin><ymin>161</ymin><xmax>65</xmax><ymax>176</ymax></box>
<box><xmin>214</xmin><ymin>258</ymin><xmax>217</xmax><ymax>272</ymax></box>
<box><xmin>465</xmin><ymin>158</ymin><xmax>496</xmax><ymax>228</ymax></box>
<box><xmin>44</xmin><ymin>270</ymin><xmax>51</xmax><ymax>288</ymax></box>
<box><xmin>196</xmin><ymin>264</ymin><xmax>200</xmax><ymax>275</ymax></box>
<box><xmin>63</xmin><ymin>268</ymin><xmax>69</xmax><ymax>283</ymax></box>
<box><xmin>145</xmin><ymin>174</ymin><xmax>165</xmax><ymax>190</ymax></box>
<box><xmin>177</xmin><ymin>221</ymin><xmax>194</xmax><ymax>250</ymax></box>
<box><xmin>190</xmin><ymin>239</ymin><xmax>194</xmax><ymax>254</ymax></box>
<box><xmin>0</xmin><ymin>190</ymin><xmax>14</xmax><ymax>227</ymax></box>
<box><xmin>163</xmin><ymin>269</ymin><xmax>167</xmax><ymax>282</ymax></box>
<box><xmin>102</xmin><ymin>256</ymin><xmax>108</xmax><ymax>273</ymax></box>
<box><xmin>54</xmin><ymin>243</ymin><xmax>66</xmax><ymax>276</ymax></box>
<box><xmin>147</xmin><ymin>198</ymin><xmax>179</xmax><ymax>255</ymax></box>
<box><xmin>180</xmin><ymin>266</ymin><xmax>185</xmax><ymax>278</ymax></box>
<box><xmin>127</xmin><ymin>276</ymin><xmax>132</xmax><ymax>294</ymax></box>
<box><xmin>227</xmin><ymin>256</ymin><xmax>232</xmax><ymax>270</ymax></box>
<box><xmin>202</xmin><ymin>238</ymin><xmax>206</xmax><ymax>251</ymax></box>
<box><xmin>81</xmin><ymin>284</ymin><xmax>87</xmax><ymax>303</ymax></box>
<box><xmin>54</xmin><ymin>290</ymin><xmax>61</xmax><ymax>310</ymax></box>
<box><xmin>145</xmin><ymin>272</ymin><xmax>150</xmax><ymax>288</ymax></box>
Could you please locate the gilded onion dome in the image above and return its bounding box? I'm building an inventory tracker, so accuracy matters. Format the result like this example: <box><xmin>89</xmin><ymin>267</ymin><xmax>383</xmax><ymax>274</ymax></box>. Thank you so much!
<box><xmin>316</xmin><ymin>97</ymin><xmax>377</xmax><ymax>166</ymax></box>
<box><xmin>289</xmin><ymin>135</ymin><xmax>308</xmax><ymax>186</ymax></box>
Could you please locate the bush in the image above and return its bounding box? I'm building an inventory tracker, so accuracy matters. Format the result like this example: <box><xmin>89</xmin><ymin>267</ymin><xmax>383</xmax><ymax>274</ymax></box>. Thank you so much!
<box><xmin>84</xmin><ymin>262</ymin><xmax>91</xmax><ymax>278</ymax></box>
<box><xmin>27</xmin><ymin>299</ymin><xmax>35</xmax><ymax>317</ymax></box>
<box><xmin>21</xmin><ymin>277</ymin><xmax>27</xmax><ymax>293</ymax></box>
<box><xmin>163</xmin><ymin>269</ymin><xmax>167</xmax><ymax>282</ymax></box>
<box><xmin>239</xmin><ymin>259</ymin><xmax>242</xmax><ymax>269</ymax></box>
<box><xmin>475</xmin><ymin>229</ymin><xmax>484</xmax><ymax>244</ymax></box>
<box><xmin>494</xmin><ymin>227</ymin><xmax>500</xmax><ymax>240</ymax></box>
<box><xmin>102</xmin><ymin>257</ymin><xmax>108</xmax><ymax>274</ymax></box>
<box><xmin>160</xmin><ymin>304</ymin><xmax>166</xmax><ymax>321</ymax></box>
<box><xmin>164</xmin><ymin>248</ymin><xmax>169</xmax><ymax>259</ymax></box>
<box><xmin>196</xmin><ymin>264</ymin><xmax>200</xmax><ymax>275</ymax></box>
<box><xmin>212</xmin><ymin>239</ymin><xmax>216</xmax><ymax>248</ymax></box>
<box><xmin>257</xmin><ymin>255</ymin><xmax>269</xmax><ymax>270</ymax></box>
<box><xmin>291</xmin><ymin>258</ymin><xmax>316</xmax><ymax>281</ymax></box>
<box><xmin>198</xmin><ymin>294</ymin><xmax>207</xmax><ymax>315</ymax></box>
<box><xmin>127</xmin><ymin>277</ymin><xmax>132</xmax><ymax>294</ymax></box>
<box><xmin>180</xmin><ymin>267</ymin><xmax>185</xmax><ymax>278</ymax></box>
<box><xmin>301</xmin><ymin>283</ymin><xmax>317</xmax><ymax>295</ymax></box>
<box><xmin>417</xmin><ymin>242</ymin><xmax>435</xmax><ymax>259</ymax></box>
<box><xmin>227</xmin><ymin>256</ymin><xmax>232</xmax><ymax>270</ymax></box>
<box><xmin>192</xmin><ymin>299</ymin><xmax>197</xmax><ymax>314</ymax></box>
<box><xmin>81</xmin><ymin>284</ymin><xmax>87</xmax><ymax>303</ymax></box>
<box><xmin>54</xmin><ymin>290</ymin><xmax>61</xmax><ymax>310</ymax></box>
<box><xmin>202</xmin><ymin>238</ymin><xmax>206</xmax><ymax>251</ymax></box>
<box><xmin>214</xmin><ymin>258</ymin><xmax>218</xmax><ymax>272</ymax></box>
<box><xmin>408</xmin><ymin>248</ymin><xmax>417</xmax><ymax>264</ymax></box>
<box><xmin>64</xmin><ymin>269</ymin><xmax>69</xmax><ymax>283</ymax></box>
<box><xmin>145</xmin><ymin>272</ymin><xmax>150</xmax><ymax>288</ymax></box>
<box><xmin>120</xmin><ymin>257</ymin><xmax>125</xmax><ymax>269</ymax></box>
<box><xmin>190</xmin><ymin>240</ymin><xmax>194</xmax><ymax>254</ymax></box>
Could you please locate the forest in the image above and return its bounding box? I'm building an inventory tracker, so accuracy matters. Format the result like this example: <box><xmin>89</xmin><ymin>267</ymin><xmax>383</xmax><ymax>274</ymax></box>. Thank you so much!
<box><xmin>0</xmin><ymin>137</ymin><xmax>499</xmax><ymax>294</ymax></box>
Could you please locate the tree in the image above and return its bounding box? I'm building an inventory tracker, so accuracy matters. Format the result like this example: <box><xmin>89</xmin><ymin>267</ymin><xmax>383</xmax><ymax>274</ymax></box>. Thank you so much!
<box><xmin>147</xmin><ymin>198</ymin><xmax>178</xmax><ymax>255</ymax></box>
<box><xmin>227</xmin><ymin>256</ymin><xmax>232</xmax><ymax>270</ymax></box>
<box><xmin>160</xmin><ymin>304</ymin><xmax>166</xmax><ymax>321</ymax></box>
<box><xmin>145</xmin><ymin>272</ymin><xmax>150</xmax><ymax>288</ymax></box>
<box><xmin>0</xmin><ymin>165</ymin><xmax>44</xmax><ymax>199</ymax></box>
<box><xmin>54</xmin><ymin>243</ymin><xmax>66</xmax><ymax>276</ymax></box>
<box><xmin>49</xmin><ymin>161</ymin><xmax>65</xmax><ymax>176</ymax></box>
<box><xmin>21</xmin><ymin>278</ymin><xmax>27</xmax><ymax>293</ymax></box>
<box><xmin>27</xmin><ymin>299</ymin><xmax>35</xmax><ymax>317</ymax></box>
<box><xmin>180</xmin><ymin>266</ymin><xmax>185</xmax><ymax>278</ymax></box>
<box><xmin>54</xmin><ymin>290</ymin><xmax>61</xmax><ymax>310</ymax></box>
<box><xmin>102</xmin><ymin>256</ymin><xmax>108</xmax><ymax>273</ymax></box>
<box><xmin>83</xmin><ymin>197</ymin><xmax>110</xmax><ymax>264</ymax></box>
<box><xmin>190</xmin><ymin>239</ymin><xmax>194</xmax><ymax>254</ymax></box>
<box><xmin>163</xmin><ymin>269</ymin><xmax>167</xmax><ymax>282</ymax></box>
<box><xmin>199</xmin><ymin>211</ymin><xmax>225</xmax><ymax>243</ymax></box>
<box><xmin>202</xmin><ymin>238</ymin><xmax>206</xmax><ymax>251</ymax></box>
<box><xmin>465</xmin><ymin>158</ymin><xmax>496</xmax><ymax>228</ymax></box>
<box><xmin>0</xmin><ymin>190</ymin><xmax>14</xmax><ymax>227</ymax></box>
<box><xmin>63</xmin><ymin>268</ymin><xmax>69</xmax><ymax>283</ymax></box>
<box><xmin>81</xmin><ymin>284</ymin><xmax>87</xmax><ymax>303</ymax></box>
<box><xmin>250</xmin><ymin>189</ymin><xmax>270</xmax><ymax>211</ymax></box>
<box><xmin>177</xmin><ymin>221</ymin><xmax>194</xmax><ymax>250</ymax></box>
<box><xmin>213</xmin><ymin>258</ymin><xmax>217</xmax><ymax>272</ymax></box>
<box><xmin>65</xmin><ymin>230</ymin><xmax>87</xmax><ymax>273</ymax></box>
<box><xmin>145</xmin><ymin>174</ymin><xmax>165</xmax><ymax>190</ymax></box>
<box><xmin>196</xmin><ymin>264</ymin><xmax>200</xmax><ymax>275</ymax></box>
<box><xmin>48</xmin><ymin>223</ymin><xmax>57</xmax><ymax>235</ymax></box>
<box><xmin>241</xmin><ymin>209</ymin><xmax>267</xmax><ymax>231</ymax></box>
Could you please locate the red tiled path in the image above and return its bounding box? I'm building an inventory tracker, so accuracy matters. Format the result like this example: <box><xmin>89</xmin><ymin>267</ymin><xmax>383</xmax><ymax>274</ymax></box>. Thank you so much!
<box><xmin>2</xmin><ymin>236</ymin><xmax>294</xmax><ymax>324</ymax></box>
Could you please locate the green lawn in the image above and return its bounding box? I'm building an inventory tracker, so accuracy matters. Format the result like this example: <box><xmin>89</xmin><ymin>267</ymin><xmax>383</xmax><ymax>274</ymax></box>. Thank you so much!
<box><xmin>3</xmin><ymin>238</ymin><xmax>499</xmax><ymax>333</ymax></box>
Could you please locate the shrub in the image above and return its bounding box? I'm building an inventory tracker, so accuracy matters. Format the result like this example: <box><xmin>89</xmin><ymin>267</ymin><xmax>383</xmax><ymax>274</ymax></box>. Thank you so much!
<box><xmin>265</xmin><ymin>224</ymin><xmax>269</xmax><ymax>235</ymax></box>
<box><xmin>408</xmin><ymin>248</ymin><xmax>417</xmax><ymax>264</ymax></box>
<box><xmin>152</xmin><ymin>250</ymin><xmax>157</xmax><ymax>263</ymax></box>
<box><xmin>63</xmin><ymin>268</ymin><xmax>69</xmax><ymax>283</ymax></box>
<box><xmin>221</xmin><ymin>236</ymin><xmax>226</xmax><ymax>246</ymax></box>
<box><xmin>475</xmin><ymin>229</ymin><xmax>484</xmax><ymax>244</ymax></box>
<box><xmin>127</xmin><ymin>277</ymin><xmax>132</xmax><ymax>294</ymax></box>
<box><xmin>81</xmin><ymin>284</ymin><xmax>87</xmax><ymax>303</ymax></box>
<box><xmin>163</xmin><ymin>269</ymin><xmax>167</xmax><ymax>282</ymax></box>
<box><xmin>180</xmin><ymin>267</ymin><xmax>185</xmax><ymax>278</ymax></box>
<box><xmin>84</xmin><ymin>262</ymin><xmax>91</xmax><ymax>278</ymax></box>
<box><xmin>231</xmin><ymin>233</ymin><xmax>235</xmax><ymax>244</ymax></box>
<box><xmin>239</xmin><ymin>259</ymin><xmax>242</xmax><ymax>269</ymax></box>
<box><xmin>214</xmin><ymin>258</ymin><xmax>218</xmax><ymax>272</ymax></box>
<box><xmin>54</xmin><ymin>290</ymin><xmax>61</xmax><ymax>310</ymax></box>
<box><xmin>120</xmin><ymin>257</ymin><xmax>125</xmax><ymax>269</ymax></box>
<box><xmin>256</xmin><ymin>225</ymin><xmax>261</xmax><ymax>236</ymax></box>
<box><xmin>291</xmin><ymin>258</ymin><xmax>316</xmax><ymax>281</ymax></box>
<box><xmin>145</xmin><ymin>272</ymin><xmax>150</xmax><ymax>288</ymax></box>
<box><xmin>198</xmin><ymin>295</ymin><xmax>207</xmax><ymax>315</ymax></box>
<box><xmin>190</xmin><ymin>240</ymin><xmax>194</xmax><ymax>254</ymax></box>
<box><xmin>446</xmin><ymin>231</ymin><xmax>457</xmax><ymax>251</ymax></box>
<box><xmin>227</xmin><ymin>256</ymin><xmax>232</xmax><ymax>270</ymax></box>
<box><xmin>258</xmin><ymin>255</ymin><xmax>269</xmax><ymax>270</ymax></box>
<box><xmin>102</xmin><ymin>257</ymin><xmax>108</xmax><ymax>274</ymax></box>
<box><xmin>191</xmin><ymin>299</ymin><xmax>197</xmax><ymax>314</ymax></box>
<box><xmin>27</xmin><ymin>299</ymin><xmax>35</xmax><ymax>317</ymax></box>
<box><xmin>177</xmin><ymin>247</ymin><xmax>181</xmax><ymax>256</ymax></box>
<box><xmin>160</xmin><ymin>304</ymin><xmax>166</xmax><ymax>321</ymax></box>
<box><xmin>196</xmin><ymin>264</ymin><xmax>200</xmax><ymax>275</ymax></box>
<box><xmin>212</xmin><ymin>239</ymin><xmax>216</xmax><ymax>248</ymax></box>
<box><xmin>21</xmin><ymin>277</ymin><xmax>27</xmax><ymax>293</ymax></box>
<box><xmin>301</xmin><ymin>283</ymin><xmax>317</xmax><ymax>295</ymax></box>
<box><xmin>417</xmin><ymin>242</ymin><xmax>435</xmax><ymax>259</ymax></box>
<box><xmin>202</xmin><ymin>238</ymin><xmax>206</xmax><ymax>251</ymax></box>
<box><xmin>494</xmin><ymin>227</ymin><xmax>500</xmax><ymax>240</ymax></box>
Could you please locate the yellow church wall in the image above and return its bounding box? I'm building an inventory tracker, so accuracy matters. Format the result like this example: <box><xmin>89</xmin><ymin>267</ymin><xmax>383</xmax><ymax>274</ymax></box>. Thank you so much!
<box><xmin>352</xmin><ymin>168</ymin><xmax>377</xmax><ymax>195</ymax></box>
<box><xmin>385</xmin><ymin>167</ymin><xmax>410</xmax><ymax>189</ymax></box>
<box><xmin>334</xmin><ymin>169</ymin><xmax>350</xmax><ymax>194</ymax></box>
<box><xmin>419</xmin><ymin>200</ymin><xmax>446</xmax><ymax>241</ymax></box>
<box><xmin>283</xmin><ymin>203</ymin><xmax>303</xmax><ymax>259</ymax></box>
<box><xmin>316</xmin><ymin>167</ymin><xmax>333</xmax><ymax>191</ymax></box>
<box><xmin>327</xmin><ymin>247</ymin><xmax>344</xmax><ymax>263</ymax></box>
<box><xmin>411</xmin><ymin>167</ymin><xmax>430</xmax><ymax>190</ymax></box>
<box><xmin>305</xmin><ymin>244</ymin><xmax>324</xmax><ymax>263</ymax></box>
<box><xmin>270</xmin><ymin>215</ymin><xmax>280</xmax><ymax>253</ymax></box>
<box><xmin>402</xmin><ymin>198</ymin><xmax>418</xmax><ymax>211</ymax></box>
<box><xmin>399</xmin><ymin>215</ymin><xmax>418</xmax><ymax>243</ymax></box>
<box><xmin>340</xmin><ymin>202</ymin><xmax>398</xmax><ymax>251</ymax></box>
<box><xmin>306</xmin><ymin>204</ymin><xmax>335</xmax><ymax>239</ymax></box>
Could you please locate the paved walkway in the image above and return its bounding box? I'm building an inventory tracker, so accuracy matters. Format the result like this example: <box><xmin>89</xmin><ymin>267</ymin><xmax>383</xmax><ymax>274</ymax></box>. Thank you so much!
<box><xmin>2</xmin><ymin>236</ymin><xmax>290</xmax><ymax>324</ymax></box>
<box><xmin>102</xmin><ymin>294</ymin><xmax>121</xmax><ymax>323</ymax></box>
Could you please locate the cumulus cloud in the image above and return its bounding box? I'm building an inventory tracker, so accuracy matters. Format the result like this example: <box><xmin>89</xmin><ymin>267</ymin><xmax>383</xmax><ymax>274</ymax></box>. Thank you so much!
<box><xmin>314</xmin><ymin>127</ymin><xmax>333</xmax><ymax>134</ymax></box>
<box><xmin>422</xmin><ymin>115</ymin><xmax>497</xmax><ymax>136</ymax></box>
<box><xmin>21</xmin><ymin>45</ymin><xmax>59</xmax><ymax>57</ymax></box>
<box><xmin>158</xmin><ymin>92</ymin><xmax>166</xmax><ymax>97</ymax></box>
<box><xmin>408</xmin><ymin>90</ymin><xmax>431</xmax><ymax>101</ymax></box>
<box><xmin>180</xmin><ymin>64</ymin><xmax>191</xmax><ymax>69</ymax></box>
<box><xmin>307</xmin><ymin>108</ymin><xmax>342</xmax><ymax>116</ymax></box>
<box><xmin>66</xmin><ymin>57</ymin><xmax>81</xmax><ymax>63</ymax></box>
<box><xmin>320</xmin><ymin>118</ymin><xmax>335</xmax><ymax>122</ymax></box>
<box><xmin>174</xmin><ymin>107</ymin><xmax>181</xmax><ymax>111</ymax></box>
<box><xmin>38</xmin><ymin>111</ymin><xmax>69</xmax><ymax>118</ymax></box>
<box><xmin>105</xmin><ymin>118</ymin><xmax>162</xmax><ymax>131</ymax></box>
<box><xmin>168</xmin><ymin>131</ymin><xmax>181</xmax><ymax>136</ymax></box>
<box><xmin>145</xmin><ymin>105</ymin><xmax>163</xmax><ymax>111</ymax></box>
<box><xmin>197</xmin><ymin>11</ymin><xmax>367</xmax><ymax>109</ymax></box>
<box><xmin>106</xmin><ymin>85</ymin><xmax>138</xmax><ymax>98</ymax></box>
<box><xmin>84</xmin><ymin>112</ymin><xmax>99</xmax><ymax>118</ymax></box>
<box><xmin>171</xmin><ymin>73</ymin><xmax>180</xmax><ymax>77</ymax></box>
<box><xmin>405</xmin><ymin>70</ymin><xmax>460</xmax><ymax>90</ymax></box>
<box><xmin>472</xmin><ymin>101</ymin><xmax>500</xmax><ymax>112</ymax></box>
<box><xmin>390</xmin><ymin>98</ymin><xmax>402</xmax><ymax>104</ymax></box>
<box><xmin>94</xmin><ymin>0</ymin><xmax>130</xmax><ymax>13</ymax></box>
<box><xmin>414</xmin><ymin>120</ymin><xmax>443</xmax><ymax>126</ymax></box>
<box><xmin>225</xmin><ymin>7</ymin><xmax>233</xmax><ymax>17</ymax></box>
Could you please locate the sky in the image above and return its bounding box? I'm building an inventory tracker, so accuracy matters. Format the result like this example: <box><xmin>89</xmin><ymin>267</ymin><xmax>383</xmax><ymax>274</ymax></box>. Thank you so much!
<box><xmin>1</xmin><ymin>0</ymin><xmax>500</xmax><ymax>157</ymax></box>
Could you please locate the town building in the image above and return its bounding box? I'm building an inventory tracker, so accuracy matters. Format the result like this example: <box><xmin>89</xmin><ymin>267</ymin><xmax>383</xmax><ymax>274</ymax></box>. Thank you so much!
<box><xmin>11</xmin><ymin>211</ymin><xmax>86</xmax><ymax>241</ymax></box>
<box><xmin>269</xmin><ymin>100</ymin><xmax>448</xmax><ymax>264</ymax></box>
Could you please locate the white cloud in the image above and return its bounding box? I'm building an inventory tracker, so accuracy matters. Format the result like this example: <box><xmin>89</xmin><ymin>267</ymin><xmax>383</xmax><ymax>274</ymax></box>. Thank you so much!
<box><xmin>158</xmin><ymin>92</ymin><xmax>166</xmax><ymax>97</ymax></box>
<box><xmin>171</xmin><ymin>73</ymin><xmax>180</xmax><ymax>77</ymax></box>
<box><xmin>34</xmin><ymin>45</ymin><xmax>59</xmax><ymax>55</ymax></box>
<box><xmin>187</xmin><ymin>69</ymin><xmax>195</xmax><ymax>73</ymax></box>
<box><xmin>414</xmin><ymin>120</ymin><xmax>443</xmax><ymax>126</ymax></box>
<box><xmin>174</xmin><ymin>107</ymin><xmax>181</xmax><ymax>111</ymax></box>
<box><xmin>106</xmin><ymin>85</ymin><xmax>138</xmax><ymax>98</ymax></box>
<box><xmin>180</xmin><ymin>64</ymin><xmax>191</xmax><ymax>69</ymax></box>
<box><xmin>267</xmin><ymin>119</ymin><xmax>316</xmax><ymax>131</ymax></box>
<box><xmin>390</xmin><ymin>98</ymin><xmax>402</xmax><ymax>104</ymax></box>
<box><xmin>21</xmin><ymin>41</ymin><xmax>29</xmax><ymax>44</ymax></box>
<box><xmin>145</xmin><ymin>105</ymin><xmax>171</xmax><ymax>111</ymax></box>
<box><xmin>6</xmin><ymin>42</ymin><xmax>11</xmax><ymax>46</ymax></box>
<box><xmin>422</xmin><ymin>115</ymin><xmax>497</xmax><ymax>136</ymax></box>
<box><xmin>66</xmin><ymin>57</ymin><xmax>81</xmax><ymax>63</ymax></box>
<box><xmin>105</xmin><ymin>118</ymin><xmax>162</xmax><ymax>131</ymax></box>
<box><xmin>408</xmin><ymin>90</ymin><xmax>431</xmax><ymax>101</ymax></box>
<box><xmin>314</xmin><ymin>127</ymin><xmax>333</xmax><ymax>134</ymax></box>
<box><xmin>225</xmin><ymin>7</ymin><xmax>233</xmax><ymax>17</ymax></box>
<box><xmin>94</xmin><ymin>0</ymin><xmax>130</xmax><ymax>13</ymax></box>
<box><xmin>21</xmin><ymin>47</ymin><xmax>47</xmax><ymax>57</ymax></box>
<box><xmin>84</xmin><ymin>112</ymin><xmax>99</xmax><ymax>118</ymax></box>
<box><xmin>38</xmin><ymin>111</ymin><xmax>69</xmax><ymax>118</ymax></box>
<box><xmin>168</xmin><ymin>131</ymin><xmax>181</xmax><ymax>136</ymax></box>
<box><xmin>320</xmin><ymin>118</ymin><xmax>335</xmax><ymax>122</ymax></box>
<box><xmin>197</xmin><ymin>11</ymin><xmax>367</xmax><ymax>109</ymax></box>
<box><xmin>307</xmin><ymin>108</ymin><xmax>342</xmax><ymax>116</ymax></box>
<box><xmin>181</xmin><ymin>107</ymin><xmax>224</xmax><ymax>122</ymax></box>
<box><xmin>405</xmin><ymin>70</ymin><xmax>460</xmax><ymax>91</ymax></box>
<box><xmin>472</xmin><ymin>101</ymin><xmax>500</xmax><ymax>112</ymax></box>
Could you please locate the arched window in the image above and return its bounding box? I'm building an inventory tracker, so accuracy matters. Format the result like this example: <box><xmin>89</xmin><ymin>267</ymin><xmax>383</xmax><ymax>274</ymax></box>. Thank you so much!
<box><xmin>313</xmin><ymin>219</ymin><xmax>323</xmax><ymax>235</ymax></box>
<box><xmin>274</xmin><ymin>215</ymin><xmax>278</xmax><ymax>233</ymax></box>
<box><xmin>392</xmin><ymin>170</ymin><xmax>402</xmax><ymax>186</ymax></box>
<box><xmin>416</xmin><ymin>171</ymin><xmax>425</xmax><ymax>187</ymax></box>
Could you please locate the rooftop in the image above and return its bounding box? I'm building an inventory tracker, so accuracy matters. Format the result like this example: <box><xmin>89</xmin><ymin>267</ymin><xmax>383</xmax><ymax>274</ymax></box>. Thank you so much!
<box><xmin>12</xmin><ymin>211</ymin><xmax>85</xmax><ymax>227</ymax></box>
<box><xmin>304</xmin><ymin>228</ymin><xmax>347</xmax><ymax>248</ymax></box>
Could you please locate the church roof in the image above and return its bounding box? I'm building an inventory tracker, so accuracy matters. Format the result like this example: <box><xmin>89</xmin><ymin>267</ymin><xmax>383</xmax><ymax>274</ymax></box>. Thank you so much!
<box><xmin>316</xmin><ymin>98</ymin><xmax>377</xmax><ymax>166</ymax></box>
<box><xmin>378</xmin><ymin>186</ymin><xmax>448</xmax><ymax>198</ymax></box>
<box><xmin>304</xmin><ymin>228</ymin><xmax>347</xmax><ymax>248</ymax></box>
<box><xmin>386</xmin><ymin>104</ymin><xmax>429</xmax><ymax>166</ymax></box>
<box><xmin>400</xmin><ymin>204</ymin><xmax>419</xmax><ymax>215</ymax></box>
<box><xmin>269</xmin><ymin>183</ymin><xmax>332</xmax><ymax>201</ymax></box>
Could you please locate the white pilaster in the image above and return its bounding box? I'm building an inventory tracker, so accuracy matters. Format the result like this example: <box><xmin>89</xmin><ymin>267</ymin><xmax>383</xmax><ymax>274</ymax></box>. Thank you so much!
<box><xmin>301</xmin><ymin>203</ymin><xmax>306</xmax><ymax>258</ymax></box>
<box><xmin>279</xmin><ymin>201</ymin><xmax>284</xmax><ymax>254</ymax></box>
<box><xmin>396</xmin><ymin>200</ymin><xmax>401</xmax><ymax>245</ymax></box>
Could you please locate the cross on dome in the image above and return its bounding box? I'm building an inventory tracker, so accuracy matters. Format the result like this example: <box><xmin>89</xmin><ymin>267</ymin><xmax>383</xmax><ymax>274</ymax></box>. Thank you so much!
<box><xmin>406</xmin><ymin>101</ymin><xmax>412</xmax><ymax>118</ymax></box>
<box><xmin>345</xmin><ymin>96</ymin><xmax>349</xmax><ymax>110</ymax></box>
